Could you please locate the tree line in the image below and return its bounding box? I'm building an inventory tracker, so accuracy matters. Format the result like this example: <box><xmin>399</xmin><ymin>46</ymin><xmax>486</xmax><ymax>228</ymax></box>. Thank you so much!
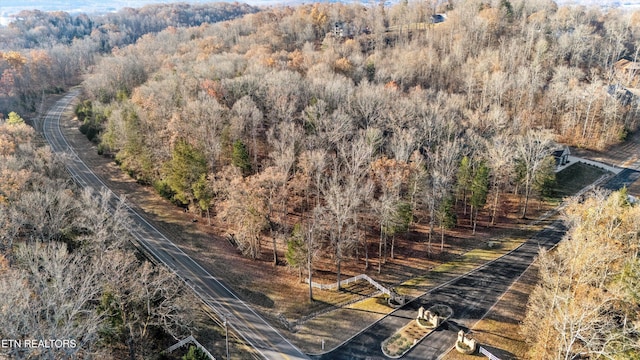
<box><xmin>0</xmin><ymin>2</ymin><xmax>259</xmax><ymax>116</ymax></box>
<box><xmin>523</xmin><ymin>189</ymin><xmax>640</xmax><ymax>359</ymax></box>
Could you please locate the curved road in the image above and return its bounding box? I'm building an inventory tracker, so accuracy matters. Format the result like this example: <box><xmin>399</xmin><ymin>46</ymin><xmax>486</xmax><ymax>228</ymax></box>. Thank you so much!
<box><xmin>315</xmin><ymin>220</ymin><xmax>566</xmax><ymax>360</ymax></box>
<box><xmin>316</xmin><ymin>160</ymin><xmax>638</xmax><ymax>359</ymax></box>
<box><xmin>42</xmin><ymin>90</ymin><xmax>308</xmax><ymax>360</ymax></box>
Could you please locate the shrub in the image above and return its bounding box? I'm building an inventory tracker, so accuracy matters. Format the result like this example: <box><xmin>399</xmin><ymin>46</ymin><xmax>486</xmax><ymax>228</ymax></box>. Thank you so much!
<box><xmin>153</xmin><ymin>180</ymin><xmax>175</xmax><ymax>200</ymax></box>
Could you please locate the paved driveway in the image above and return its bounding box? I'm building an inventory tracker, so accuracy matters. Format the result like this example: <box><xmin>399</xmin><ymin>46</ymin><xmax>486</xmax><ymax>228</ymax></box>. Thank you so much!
<box><xmin>314</xmin><ymin>221</ymin><xmax>566</xmax><ymax>360</ymax></box>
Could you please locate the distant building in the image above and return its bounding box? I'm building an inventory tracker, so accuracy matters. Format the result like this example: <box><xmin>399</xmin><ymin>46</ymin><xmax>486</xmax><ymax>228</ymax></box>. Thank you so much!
<box><xmin>430</xmin><ymin>14</ymin><xmax>446</xmax><ymax>24</ymax></box>
<box><xmin>333</xmin><ymin>22</ymin><xmax>344</xmax><ymax>38</ymax></box>
<box><xmin>607</xmin><ymin>84</ymin><xmax>640</xmax><ymax>106</ymax></box>
<box><xmin>614</xmin><ymin>58</ymin><xmax>640</xmax><ymax>87</ymax></box>
<box><xmin>333</xmin><ymin>21</ymin><xmax>360</xmax><ymax>39</ymax></box>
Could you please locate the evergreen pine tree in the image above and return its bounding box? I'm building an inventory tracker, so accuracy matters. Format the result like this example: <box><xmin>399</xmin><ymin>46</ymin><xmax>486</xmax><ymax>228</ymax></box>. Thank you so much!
<box><xmin>232</xmin><ymin>140</ymin><xmax>252</xmax><ymax>176</ymax></box>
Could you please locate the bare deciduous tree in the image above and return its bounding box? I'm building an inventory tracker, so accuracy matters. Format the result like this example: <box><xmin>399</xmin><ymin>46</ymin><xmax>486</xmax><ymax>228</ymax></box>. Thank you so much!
<box><xmin>523</xmin><ymin>191</ymin><xmax>640</xmax><ymax>359</ymax></box>
<box><xmin>423</xmin><ymin>139</ymin><xmax>460</xmax><ymax>256</ymax></box>
<box><xmin>485</xmin><ymin>134</ymin><xmax>515</xmax><ymax>225</ymax></box>
<box><xmin>320</xmin><ymin>153</ymin><xmax>372</xmax><ymax>287</ymax></box>
<box><xmin>232</xmin><ymin>95</ymin><xmax>263</xmax><ymax>167</ymax></box>
<box><xmin>515</xmin><ymin>129</ymin><xmax>554</xmax><ymax>219</ymax></box>
<box><xmin>218</xmin><ymin>174</ymin><xmax>269</xmax><ymax>259</ymax></box>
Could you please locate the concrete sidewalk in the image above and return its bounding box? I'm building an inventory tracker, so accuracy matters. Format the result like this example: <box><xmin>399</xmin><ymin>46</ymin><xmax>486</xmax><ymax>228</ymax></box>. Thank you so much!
<box><xmin>555</xmin><ymin>155</ymin><xmax>623</xmax><ymax>174</ymax></box>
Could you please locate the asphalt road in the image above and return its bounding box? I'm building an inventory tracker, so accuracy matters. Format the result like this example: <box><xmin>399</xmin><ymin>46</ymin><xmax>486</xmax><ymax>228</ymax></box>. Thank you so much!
<box><xmin>602</xmin><ymin>168</ymin><xmax>640</xmax><ymax>191</ymax></box>
<box><xmin>42</xmin><ymin>90</ymin><xmax>308</xmax><ymax>360</ymax></box>
<box><xmin>314</xmin><ymin>220</ymin><xmax>567</xmax><ymax>360</ymax></box>
<box><xmin>315</xmin><ymin>158</ymin><xmax>640</xmax><ymax>360</ymax></box>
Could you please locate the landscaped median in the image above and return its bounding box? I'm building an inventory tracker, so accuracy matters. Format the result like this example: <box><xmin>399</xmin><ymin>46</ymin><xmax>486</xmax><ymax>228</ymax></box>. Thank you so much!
<box><xmin>381</xmin><ymin>304</ymin><xmax>453</xmax><ymax>358</ymax></box>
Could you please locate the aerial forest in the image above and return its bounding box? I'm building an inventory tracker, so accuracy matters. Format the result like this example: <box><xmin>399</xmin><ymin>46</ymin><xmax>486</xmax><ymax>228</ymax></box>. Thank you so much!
<box><xmin>75</xmin><ymin>0</ymin><xmax>640</xmax><ymax>277</ymax></box>
<box><xmin>523</xmin><ymin>190</ymin><xmax>640</xmax><ymax>359</ymax></box>
<box><xmin>0</xmin><ymin>2</ymin><xmax>259</xmax><ymax>113</ymax></box>
<box><xmin>0</xmin><ymin>119</ymin><xmax>196</xmax><ymax>359</ymax></box>
<box><xmin>2</xmin><ymin>0</ymin><xmax>640</xmax><ymax>357</ymax></box>
<box><xmin>0</xmin><ymin>3</ymin><xmax>260</xmax><ymax>359</ymax></box>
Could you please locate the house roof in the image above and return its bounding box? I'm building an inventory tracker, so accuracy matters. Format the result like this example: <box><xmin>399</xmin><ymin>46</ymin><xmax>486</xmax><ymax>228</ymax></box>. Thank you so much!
<box><xmin>552</xmin><ymin>146</ymin><xmax>570</xmax><ymax>157</ymax></box>
<box><xmin>615</xmin><ymin>59</ymin><xmax>640</xmax><ymax>71</ymax></box>
<box><xmin>431</xmin><ymin>14</ymin><xmax>446</xmax><ymax>23</ymax></box>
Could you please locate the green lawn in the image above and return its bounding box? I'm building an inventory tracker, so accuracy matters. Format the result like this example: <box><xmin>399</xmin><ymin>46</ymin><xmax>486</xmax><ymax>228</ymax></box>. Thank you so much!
<box><xmin>553</xmin><ymin>162</ymin><xmax>609</xmax><ymax>199</ymax></box>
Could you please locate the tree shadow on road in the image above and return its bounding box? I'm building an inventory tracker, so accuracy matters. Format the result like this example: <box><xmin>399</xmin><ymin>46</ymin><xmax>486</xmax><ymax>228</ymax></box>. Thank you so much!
<box><xmin>236</xmin><ymin>287</ymin><xmax>275</xmax><ymax>308</ymax></box>
<box><xmin>443</xmin><ymin>320</ymin><xmax>469</xmax><ymax>333</ymax></box>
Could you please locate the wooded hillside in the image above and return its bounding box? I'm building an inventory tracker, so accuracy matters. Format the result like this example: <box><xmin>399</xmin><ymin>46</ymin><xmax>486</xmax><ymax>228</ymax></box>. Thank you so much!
<box><xmin>2</xmin><ymin>0</ymin><xmax>640</xmax><ymax>358</ymax></box>
<box><xmin>0</xmin><ymin>2</ymin><xmax>259</xmax><ymax>115</ymax></box>
<box><xmin>523</xmin><ymin>190</ymin><xmax>640</xmax><ymax>359</ymax></box>
<box><xmin>75</xmin><ymin>0</ymin><xmax>640</xmax><ymax>283</ymax></box>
